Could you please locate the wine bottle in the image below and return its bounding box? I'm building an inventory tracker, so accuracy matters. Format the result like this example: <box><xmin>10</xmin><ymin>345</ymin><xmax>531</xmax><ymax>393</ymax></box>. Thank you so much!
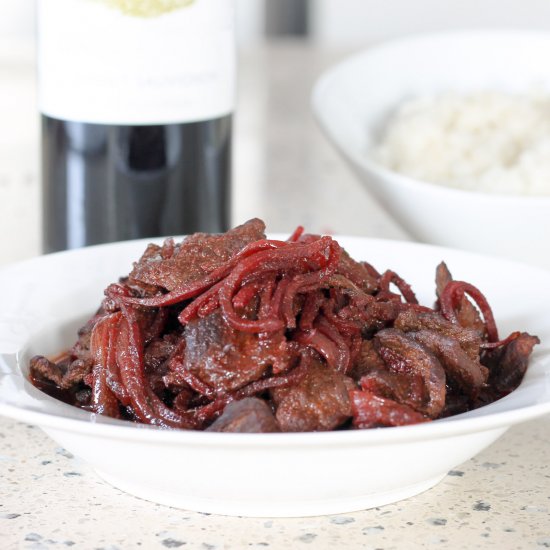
<box><xmin>37</xmin><ymin>0</ymin><xmax>235</xmax><ymax>252</ymax></box>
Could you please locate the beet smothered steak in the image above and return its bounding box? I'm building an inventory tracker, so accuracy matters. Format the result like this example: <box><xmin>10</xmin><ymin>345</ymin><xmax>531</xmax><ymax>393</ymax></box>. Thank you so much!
<box><xmin>30</xmin><ymin>219</ymin><xmax>539</xmax><ymax>432</ymax></box>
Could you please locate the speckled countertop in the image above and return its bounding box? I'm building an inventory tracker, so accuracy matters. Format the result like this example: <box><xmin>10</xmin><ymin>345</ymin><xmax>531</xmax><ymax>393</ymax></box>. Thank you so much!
<box><xmin>1</xmin><ymin>417</ymin><xmax>549</xmax><ymax>549</ymax></box>
<box><xmin>0</xmin><ymin>40</ymin><xmax>549</xmax><ymax>549</ymax></box>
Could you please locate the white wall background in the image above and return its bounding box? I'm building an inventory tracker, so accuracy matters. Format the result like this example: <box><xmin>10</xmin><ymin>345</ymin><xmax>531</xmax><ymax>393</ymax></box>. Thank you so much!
<box><xmin>311</xmin><ymin>0</ymin><xmax>550</xmax><ymax>47</ymax></box>
<box><xmin>4</xmin><ymin>0</ymin><xmax>550</xmax><ymax>48</ymax></box>
<box><xmin>0</xmin><ymin>0</ymin><xmax>35</xmax><ymax>45</ymax></box>
<box><xmin>235</xmin><ymin>0</ymin><xmax>266</xmax><ymax>46</ymax></box>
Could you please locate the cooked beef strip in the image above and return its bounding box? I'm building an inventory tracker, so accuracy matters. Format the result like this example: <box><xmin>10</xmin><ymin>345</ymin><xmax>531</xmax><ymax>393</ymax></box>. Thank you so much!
<box><xmin>70</xmin><ymin>312</ymin><xmax>106</xmax><ymax>365</ymax></box>
<box><xmin>441</xmin><ymin>388</ymin><xmax>472</xmax><ymax>417</ymax></box>
<box><xmin>394</xmin><ymin>308</ymin><xmax>482</xmax><ymax>361</ymax></box>
<box><xmin>483</xmin><ymin>332</ymin><xmax>540</xmax><ymax>395</ymax></box>
<box><xmin>183</xmin><ymin>310</ymin><xmax>290</xmax><ymax>395</ymax></box>
<box><xmin>61</xmin><ymin>359</ymin><xmax>93</xmax><ymax>388</ymax></box>
<box><xmin>143</xmin><ymin>334</ymin><xmax>181</xmax><ymax>395</ymax></box>
<box><xmin>206</xmin><ymin>397</ymin><xmax>280</xmax><ymax>433</ymax></box>
<box><xmin>129</xmin><ymin>218</ymin><xmax>266</xmax><ymax>291</ymax></box>
<box><xmin>361</xmin><ymin>301</ymin><xmax>403</xmax><ymax>334</ymax></box>
<box><xmin>374</xmin><ymin>328</ymin><xmax>446</xmax><ymax>418</ymax></box>
<box><xmin>359</xmin><ymin>368</ymin><xmax>426</xmax><ymax>411</ymax></box>
<box><xmin>30</xmin><ymin>355</ymin><xmax>92</xmax><ymax>390</ymax></box>
<box><xmin>271</xmin><ymin>358</ymin><xmax>355</xmax><ymax>432</ymax></box>
<box><xmin>144</xmin><ymin>334</ymin><xmax>178</xmax><ymax>374</ymax></box>
<box><xmin>29</xmin><ymin>355</ymin><xmax>64</xmax><ymax>387</ymax></box>
<box><xmin>408</xmin><ymin>329</ymin><xmax>488</xmax><ymax>397</ymax></box>
<box><xmin>350</xmin><ymin>390</ymin><xmax>429</xmax><ymax>428</ymax></box>
<box><xmin>337</xmin><ymin>248</ymin><xmax>379</xmax><ymax>294</ymax></box>
<box><xmin>350</xmin><ymin>339</ymin><xmax>386</xmax><ymax>380</ymax></box>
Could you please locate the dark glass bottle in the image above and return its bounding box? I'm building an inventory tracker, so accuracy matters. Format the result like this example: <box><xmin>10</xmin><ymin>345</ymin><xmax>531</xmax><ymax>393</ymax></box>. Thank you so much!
<box><xmin>41</xmin><ymin>116</ymin><xmax>231</xmax><ymax>251</ymax></box>
<box><xmin>37</xmin><ymin>0</ymin><xmax>235</xmax><ymax>252</ymax></box>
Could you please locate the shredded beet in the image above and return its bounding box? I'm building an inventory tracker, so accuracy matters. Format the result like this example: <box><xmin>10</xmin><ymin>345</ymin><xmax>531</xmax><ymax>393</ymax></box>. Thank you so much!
<box><xmin>439</xmin><ymin>280</ymin><xmax>499</xmax><ymax>342</ymax></box>
<box><xmin>29</xmin><ymin>219</ymin><xmax>539</xmax><ymax>432</ymax></box>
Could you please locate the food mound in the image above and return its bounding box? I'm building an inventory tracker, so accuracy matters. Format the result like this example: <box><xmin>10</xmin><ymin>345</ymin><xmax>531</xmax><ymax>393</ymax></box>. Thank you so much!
<box><xmin>30</xmin><ymin>219</ymin><xmax>539</xmax><ymax>432</ymax></box>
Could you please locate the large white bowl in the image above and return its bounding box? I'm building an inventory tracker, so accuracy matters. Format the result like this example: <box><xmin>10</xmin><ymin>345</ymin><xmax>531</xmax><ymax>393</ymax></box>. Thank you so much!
<box><xmin>312</xmin><ymin>30</ymin><xmax>550</xmax><ymax>269</ymax></box>
<box><xmin>0</xmin><ymin>237</ymin><xmax>549</xmax><ymax>517</ymax></box>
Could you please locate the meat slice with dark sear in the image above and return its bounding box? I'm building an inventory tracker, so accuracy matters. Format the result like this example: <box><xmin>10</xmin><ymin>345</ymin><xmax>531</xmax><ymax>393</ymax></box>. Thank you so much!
<box><xmin>206</xmin><ymin>397</ymin><xmax>280</xmax><ymax>433</ymax></box>
<box><xmin>374</xmin><ymin>328</ymin><xmax>446</xmax><ymax>418</ymax></box>
<box><xmin>435</xmin><ymin>262</ymin><xmax>486</xmax><ymax>336</ymax></box>
<box><xmin>30</xmin><ymin>355</ymin><xmax>92</xmax><ymax>390</ymax></box>
<box><xmin>483</xmin><ymin>332</ymin><xmax>540</xmax><ymax>395</ymax></box>
<box><xmin>342</xmin><ymin>338</ymin><xmax>428</xmax><ymax>412</ymax></box>
<box><xmin>183</xmin><ymin>310</ymin><xmax>290</xmax><ymax>395</ymax></box>
<box><xmin>61</xmin><ymin>359</ymin><xmax>93</xmax><ymax>388</ymax></box>
<box><xmin>358</xmin><ymin>368</ymin><xmax>426</xmax><ymax>411</ymax></box>
<box><xmin>350</xmin><ymin>339</ymin><xmax>386</xmax><ymax>380</ymax></box>
<box><xmin>30</xmin><ymin>355</ymin><xmax>66</xmax><ymax>387</ymax></box>
<box><xmin>394</xmin><ymin>308</ymin><xmax>482</xmax><ymax>361</ymax></box>
<box><xmin>143</xmin><ymin>334</ymin><xmax>178</xmax><ymax>374</ymax></box>
<box><xmin>143</xmin><ymin>334</ymin><xmax>180</xmax><ymax>394</ymax></box>
<box><xmin>70</xmin><ymin>312</ymin><xmax>106</xmax><ymax>365</ymax></box>
<box><xmin>129</xmin><ymin>218</ymin><xmax>266</xmax><ymax>291</ymax></box>
<box><xmin>350</xmin><ymin>390</ymin><xmax>429</xmax><ymax>428</ymax></box>
<box><xmin>271</xmin><ymin>358</ymin><xmax>355</xmax><ymax>432</ymax></box>
<box><xmin>409</xmin><ymin>329</ymin><xmax>488</xmax><ymax>397</ymax></box>
<box><xmin>337</xmin><ymin>248</ymin><xmax>379</xmax><ymax>294</ymax></box>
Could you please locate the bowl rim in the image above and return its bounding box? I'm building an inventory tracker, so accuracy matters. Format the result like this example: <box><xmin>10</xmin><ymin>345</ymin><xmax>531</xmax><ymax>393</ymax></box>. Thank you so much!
<box><xmin>311</xmin><ymin>27</ymin><xmax>550</xmax><ymax>204</ymax></box>
<box><xmin>0</xmin><ymin>382</ymin><xmax>549</xmax><ymax>446</ymax></box>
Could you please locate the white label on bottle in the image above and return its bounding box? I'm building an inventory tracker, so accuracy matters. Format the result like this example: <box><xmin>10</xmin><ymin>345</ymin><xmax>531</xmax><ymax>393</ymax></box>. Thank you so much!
<box><xmin>37</xmin><ymin>0</ymin><xmax>235</xmax><ymax>124</ymax></box>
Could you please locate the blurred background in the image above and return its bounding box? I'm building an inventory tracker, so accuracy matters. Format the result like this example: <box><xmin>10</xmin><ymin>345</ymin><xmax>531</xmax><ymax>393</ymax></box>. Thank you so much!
<box><xmin>7</xmin><ymin>0</ymin><xmax>550</xmax><ymax>47</ymax></box>
<box><xmin>4</xmin><ymin>0</ymin><xmax>550</xmax><ymax>264</ymax></box>
<box><xmin>238</xmin><ymin>0</ymin><xmax>550</xmax><ymax>45</ymax></box>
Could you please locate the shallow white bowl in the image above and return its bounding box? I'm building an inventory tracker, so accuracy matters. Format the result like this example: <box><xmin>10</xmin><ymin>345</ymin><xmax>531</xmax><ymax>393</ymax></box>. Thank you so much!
<box><xmin>312</xmin><ymin>30</ymin><xmax>550</xmax><ymax>269</ymax></box>
<box><xmin>0</xmin><ymin>237</ymin><xmax>549</xmax><ymax>517</ymax></box>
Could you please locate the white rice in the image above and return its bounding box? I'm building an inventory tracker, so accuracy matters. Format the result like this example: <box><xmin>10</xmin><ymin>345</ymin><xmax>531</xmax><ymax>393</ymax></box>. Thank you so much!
<box><xmin>372</xmin><ymin>91</ymin><xmax>550</xmax><ymax>196</ymax></box>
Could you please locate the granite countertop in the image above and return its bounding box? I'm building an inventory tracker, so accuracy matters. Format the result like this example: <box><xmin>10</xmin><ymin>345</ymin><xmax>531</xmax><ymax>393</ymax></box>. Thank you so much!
<box><xmin>1</xmin><ymin>417</ymin><xmax>549</xmax><ymax>549</ymax></box>
<box><xmin>0</xmin><ymin>40</ymin><xmax>549</xmax><ymax>549</ymax></box>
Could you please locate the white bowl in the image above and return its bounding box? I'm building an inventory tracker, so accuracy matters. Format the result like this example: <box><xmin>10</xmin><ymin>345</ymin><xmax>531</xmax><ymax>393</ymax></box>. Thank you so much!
<box><xmin>312</xmin><ymin>30</ymin><xmax>550</xmax><ymax>269</ymax></box>
<box><xmin>0</xmin><ymin>237</ymin><xmax>549</xmax><ymax>517</ymax></box>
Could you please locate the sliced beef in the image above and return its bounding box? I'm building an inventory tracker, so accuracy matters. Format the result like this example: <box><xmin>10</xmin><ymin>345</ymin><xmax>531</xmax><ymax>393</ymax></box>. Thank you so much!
<box><xmin>183</xmin><ymin>310</ymin><xmax>289</xmax><ymax>394</ymax></box>
<box><xmin>394</xmin><ymin>308</ymin><xmax>482</xmax><ymax>361</ymax></box>
<box><xmin>70</xmin><ymin>312</ymin><xmax>105</xmax><ymax>365</ymax></box>
<box><xmin>358</xmin><ymin>368</ymin><xmax>426</xmax><ymax>411</ymax></box>
<box><xmin>206</xmin><ymin>397</ymin><xmax>280</xmax><ymax>433</ymax></box>
<box><xmin>441</xmin><ymin>388</ymin><xmax>471</xmax><ymax>417</ymax></box>
<box><xmin>271</xmin><ymin>359</ymin><xmax>355</xmax><ymax>432</ymax></box>
<box><xmin>144</xmin><ymin>334</ymin><xmax>180</xmax><ymax>394</ymax></box>
<box><xmin>30</xmin><ymin>355</ymin><xmax>65</xmax><ymax>387</ymax></box>
<box><xmin>374</xmin><ymin>328</ymin><xmax>446</xmax><ymax>418</ymax></box>
<box><xmin>337</xmin><ymin>249</ymin><xmax>379</xmax><ymax>294</ymax></box>
<box><xmin>144</xmin><ymin>334</ymin><xmax>178</xmax><ymax>373</ymax></box>
<box><xmin>350</xmin><ymin>390</ymin><xmax>429</xmax><ymax>428</ymax></box>
<box><xmin>483</xmin><ymin>332</ymin><xmax>540</xmax><ymax>395</ymax></box>
<box><xmin>350</xmin><ymin>339</ymin><xmax>386</xmax><ymax>380</ymax></box>
<box><xmin>29</xmin><ymin>355</ymin><xmax>92</xmax><ymax>390</ymax></box>
<box><xmin>361</xmin><ymin>301</ymin><xmax>402</xmax><ymax>333</ymax></box>
<box><xmin>62</xmin><ymin>359</ymin><xmax>93</xmax><ymax>388</ymax></box>
<box><xmin>129</xmin><ymin>218</ymin><xmax>266</xmax><ymax>291</ymax></box>
<box><xmin>409</xmin><ymin>329</ymin><xmax>488</xmax><ymax>397</ymax></box>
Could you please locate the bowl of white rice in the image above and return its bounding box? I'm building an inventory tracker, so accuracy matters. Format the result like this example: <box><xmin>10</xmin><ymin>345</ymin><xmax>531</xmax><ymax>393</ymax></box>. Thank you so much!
<box><xmin>312</xmin><ymin>30</ymin><xmax>550</xmax><ymax>269</ymax></box>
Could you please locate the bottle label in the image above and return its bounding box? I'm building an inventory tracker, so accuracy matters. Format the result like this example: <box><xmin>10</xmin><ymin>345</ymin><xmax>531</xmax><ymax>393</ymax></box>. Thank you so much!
<box><xmin>37</xmin><ymin>0</ymin><xmax>235</xmax><ymax>124</ymax></box>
